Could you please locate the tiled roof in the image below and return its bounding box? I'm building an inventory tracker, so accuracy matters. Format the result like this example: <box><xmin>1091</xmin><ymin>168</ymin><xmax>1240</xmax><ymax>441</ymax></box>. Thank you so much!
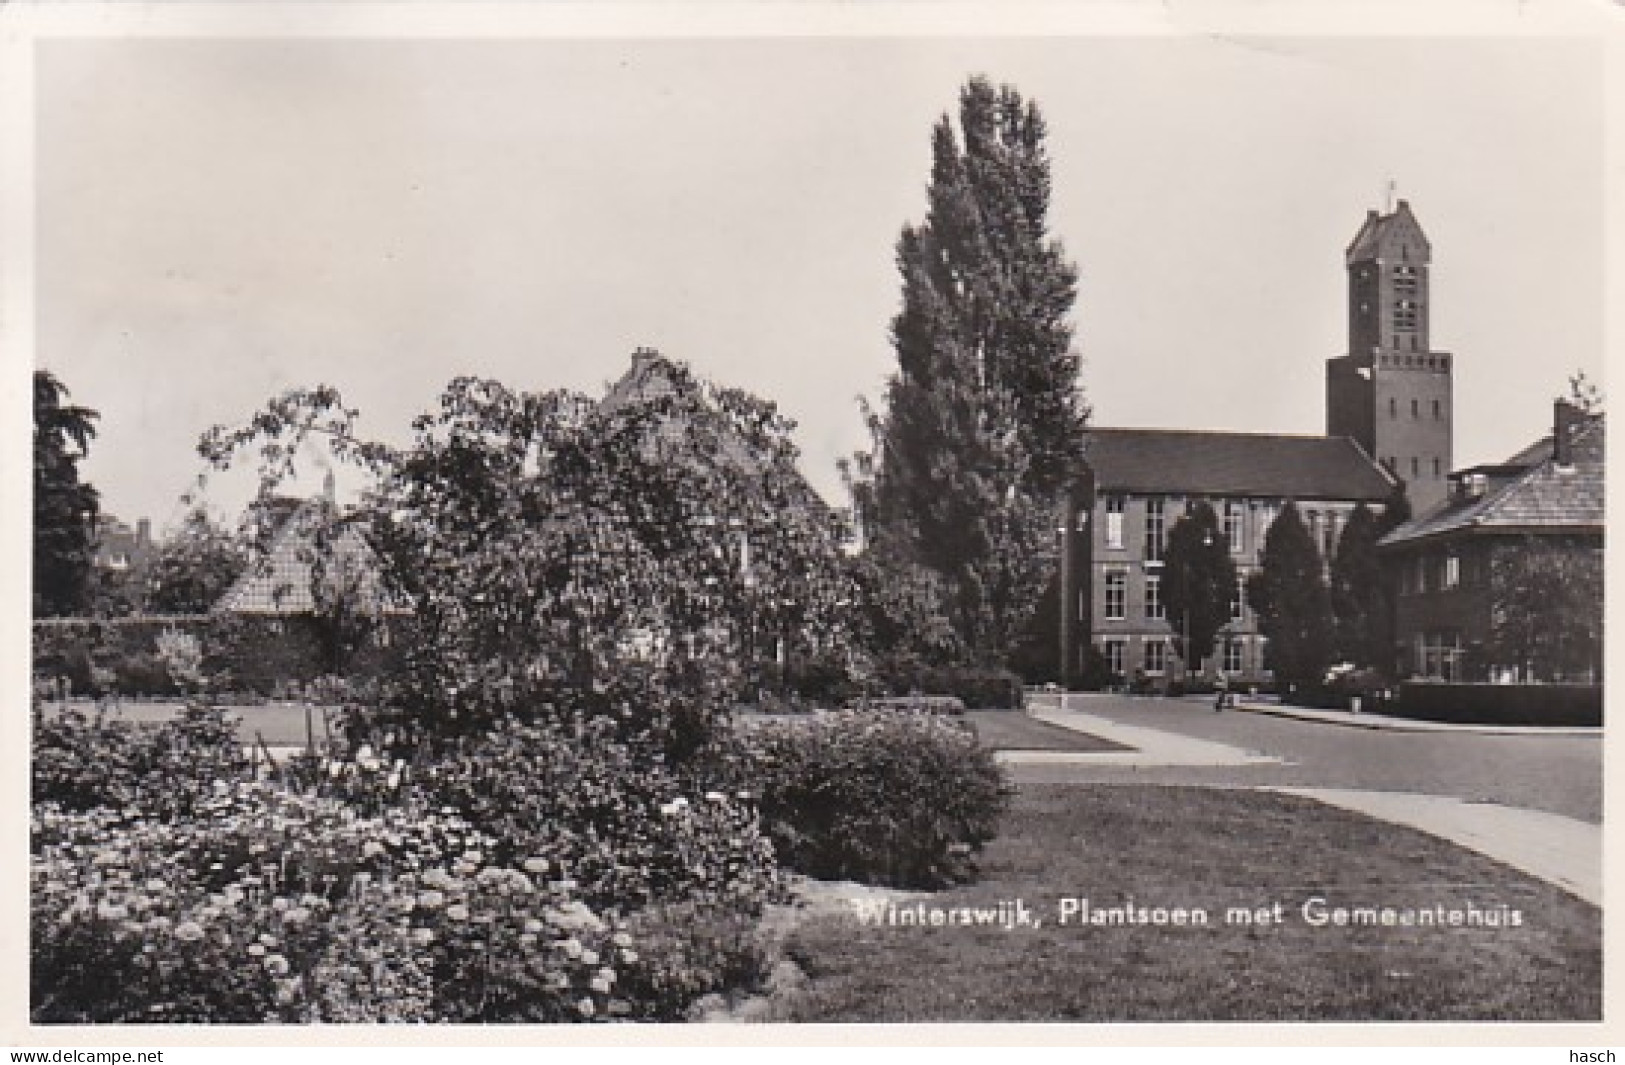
<box><xmin>1380</xmin><ymin>419</ymin><xmax>1605</xmax><ymax>548</ymax></box>
<box><xmin>214</xmin><ymin>505</ymin><xmax>405</xmax><ymax>615</ymax></box>
<box><xmin>1084</xmin><ymin>428</ymin><xmax>1395</xmax><ymax>501</ymax></box>
<box><xmin>596</xmin><ymin>351</ymin><xmax>761</xmax><ymax>475</ymax></box>
<box><xmin>597</xmin><ymin>350</ymin><xmax>830</xmax><ymax>513</ymax></box>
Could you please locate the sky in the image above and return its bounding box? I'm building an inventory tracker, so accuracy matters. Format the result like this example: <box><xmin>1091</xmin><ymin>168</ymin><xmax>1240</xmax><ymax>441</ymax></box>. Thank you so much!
<box><xmin>32</xmin><ymin>30</ymin><xmax>1607</xmax><ymax>534</ymax></box>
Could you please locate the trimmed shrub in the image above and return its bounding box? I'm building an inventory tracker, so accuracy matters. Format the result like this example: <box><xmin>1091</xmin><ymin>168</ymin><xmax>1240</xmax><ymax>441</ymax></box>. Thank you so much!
<box><xmin>1394</xmin><ymin>682</ymin><xmax>1601</xmax><ymax>726</ymax></box>
<box><xmin>728</xmin><ymin>709</ymin><xmax>1010</xmax><ymax>888</ymax></box>
<box><xmin>874</xmin><ymin>662</ymin><xmax>1026</xmax><ymax>709</ymax></box>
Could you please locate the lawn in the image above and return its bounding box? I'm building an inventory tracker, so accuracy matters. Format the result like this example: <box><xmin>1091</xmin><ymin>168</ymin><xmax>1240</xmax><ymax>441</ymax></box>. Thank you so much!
<box><xmin>771</xmin><ymin>784</ymin><xmax>1600</xmax><ymax>1022</ymax></box>
<box><xmin>40</xmin><ymin>699</ymin><xmax>338</xmax><ymax>747</ymax></box>
<box><xmin>962</xmin><ymin>710</ymin><xmax>1128</xmax><ymax>753</ymax></box>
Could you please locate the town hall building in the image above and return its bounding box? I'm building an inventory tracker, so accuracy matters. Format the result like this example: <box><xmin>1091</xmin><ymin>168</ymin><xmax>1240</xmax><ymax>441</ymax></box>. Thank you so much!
<box><xmin>1057</xmin><ymin>201</ymin><xmax>1452</xmax><ymax>687</ymax></box>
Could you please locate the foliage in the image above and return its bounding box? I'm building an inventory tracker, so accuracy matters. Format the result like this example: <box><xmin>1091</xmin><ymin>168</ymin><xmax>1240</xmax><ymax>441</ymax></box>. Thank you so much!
<box><xmin>721</xmin><ymin>709</ymin><xmax>1010</xmax><ymax>888</ymax></box>
<box><xmin>1484</xmin><ymin>538</ymin><xmax>1603</xmax><ymax>682</ymax></box>
<box><xmin>30</xmin><ymin>704</ymin><xmax>783</xmax><ymax>1023</ymax></box>
<box><xmin>1328</xmin><ymin>504</ymin><xmax>1392</xmax><ymax>675</ymax></box>
<box><xmin>155</xmin><ymin>629</ymin><xmax>207</xmax><ymax>693</ymax></box>
<box><xmin>1567</xmin><ymin>369</ymin><xmax>1604</xmax><ymax>415</ymax></box>
<box><xmin>34</xmin><ymin>370</ymin><xmax>101</xmax><ymax>617</ymax></box>
<box><xmin>1159</xmin><ymin>500</ymin><xmax>1238</xmax><ymax>672</ymax></box>
<box><xmin>1246</xmin><ymin>502</ymin><xmax>1334</xmax><ymax>694</ymax></box>
<box><xmin>851</xmin><ymin>75</ymin><xmax>1086</xmax><ymax>665</ymax></box>
<box><xmin>31</xmin><ymin>793</ymin><xmax>648</xmax><ymax>1023</ymax></box>
<box><xmin>1376</xmin><ymin>482</ymin><xmax>1412</xmax><ymax>538</ymax></box>
<box><xmin>869</xmin><ymin>662</ymin><xmax>1026</xmax><ymax>709</ymax></box>
<box><xmin>403</xmin><ymin>715</ymin><xmax>783</xmax><ymax>914</ymax></box>
<box><xmin>146</xmin><ymin>509</ymin><xmax>251</xmax><ymax>615</ymax></box>
<box><xmin>32</xmin><ymin>702</ymin><xmax>250</xmax><ymax>819</ymax></box>
<box><xmin>200</xmin><ymin>362</ymin><xmax>859</xmax><ymax>756</ymax></box>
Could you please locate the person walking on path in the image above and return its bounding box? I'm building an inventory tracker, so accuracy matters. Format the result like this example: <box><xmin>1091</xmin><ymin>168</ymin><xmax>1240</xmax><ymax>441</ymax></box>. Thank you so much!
<box><xmin>1214</xmin><ymin>674</ymin><xmax>1229</xmax><ymax>712</ymax></box>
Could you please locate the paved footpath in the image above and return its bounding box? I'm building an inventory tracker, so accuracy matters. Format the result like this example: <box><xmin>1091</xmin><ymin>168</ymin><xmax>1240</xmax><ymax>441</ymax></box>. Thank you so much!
<box><xmin>1019</xmin><ymin>692</ymin><xmax>1603</xmax><ymax>907</ymax></box>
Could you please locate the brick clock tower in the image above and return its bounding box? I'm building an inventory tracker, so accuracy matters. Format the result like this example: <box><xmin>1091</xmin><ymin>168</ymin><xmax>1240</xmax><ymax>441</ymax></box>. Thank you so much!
<box><xmin>1326</xmin><ymin>199</ymin><xmax>1453</xmax><ymax>513</ymax></box>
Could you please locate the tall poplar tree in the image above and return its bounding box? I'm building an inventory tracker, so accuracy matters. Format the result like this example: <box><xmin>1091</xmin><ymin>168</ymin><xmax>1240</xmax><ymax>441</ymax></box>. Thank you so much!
<box><xmin>867</xmin><ymin>75</ymin><xmax>1087</xmax><ymax>663</ymax></box>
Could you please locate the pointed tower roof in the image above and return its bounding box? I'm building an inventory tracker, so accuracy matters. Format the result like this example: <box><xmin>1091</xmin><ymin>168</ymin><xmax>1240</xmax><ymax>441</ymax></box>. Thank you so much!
<box><xmin>1345</xmin><ymin>199</ymin><xmax>1431</xmax><ymax>265</ymax></box>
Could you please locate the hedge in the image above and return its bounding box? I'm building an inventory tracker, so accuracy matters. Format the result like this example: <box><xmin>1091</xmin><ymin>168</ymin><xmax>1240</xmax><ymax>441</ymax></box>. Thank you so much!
<box><xmin>1393</xmin><ymin>682</ymin><xmax>1602</xmax><ymax>727</ymax></box>
<box><xmin>872</xmin><ymin>664</ymin><xmax>1026</xmax><ymax>710</ymax></box>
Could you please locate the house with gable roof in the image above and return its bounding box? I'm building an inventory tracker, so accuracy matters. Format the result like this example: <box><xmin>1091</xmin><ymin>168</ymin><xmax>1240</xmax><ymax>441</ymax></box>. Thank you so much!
<box><xmin>1378</xmin><ymin>399</ymin><xmax>1604</xmax><ymax>683</ymax></box>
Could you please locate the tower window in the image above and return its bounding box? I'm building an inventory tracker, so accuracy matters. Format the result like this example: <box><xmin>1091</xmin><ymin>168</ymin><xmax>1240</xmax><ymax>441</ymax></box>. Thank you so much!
<box><xmin>1433</xmin><ymin>457</ymin><xmax>1441</xmax><ymax>478</ymax></box>
<box><xmin>1432</xmin><ymin>399</ymin><xmax>1441</xmax><ymax>419</ymax></box>
<box><xmin>1389</xmin><ymin>397</ymin><xmax>1398</xmax><ymax>419</ymax></box>
<box><xmin>1411</xmin><ymin>398</ymin><xmax>1419</xmax><ymax>418</ymax></box>
<box><xmin>1411</xmin><ymin>456</ymin><xmax>1420</xmax><ymax>478</ymax></box>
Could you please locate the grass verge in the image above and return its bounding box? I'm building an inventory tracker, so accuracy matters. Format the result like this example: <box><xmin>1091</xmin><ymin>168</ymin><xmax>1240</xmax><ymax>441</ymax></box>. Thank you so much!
<box><xmin>964</xmin><ymin>711</ymin><xmax>1128</xmax><ymax>753</ymax></box>
<box><xmin>773</xmin><ymin>784</ymin><xmax>1599</xmax><ymax>1022</ymax></box>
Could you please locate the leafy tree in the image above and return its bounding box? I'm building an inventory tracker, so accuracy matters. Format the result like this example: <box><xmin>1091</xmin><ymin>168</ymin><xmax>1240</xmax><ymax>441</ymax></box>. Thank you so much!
<box><xmin>33</xmin><ymin>370</ymin><xmax>100</xmax><ymax>616</ymax></box>
<box><xmin>859</xmin><ymin>75</ymin><xmax>1087</xmax><ymax>663</ymax></box>
<box><xmin>146</xmin><ymin>509</ymin><xmax>251</xmax><ymax>615</ymax></box>
<box><xmin>1485</xmin><ymin>537</ymin><xmax>1603</xmax><ymax>682</ymax></box>
<box><xmin>1567</xmin><ymin>369</ymin><xmax>1604</xmax><ymax>415</ymax></box>
<box><xmin>1160</xmin><ymin>500</ymin><xmax>1237</xmax><ymax>674</ymax></box>
<box><xmin>200</xmin><ymin>359</ymin><xmax>858</xmax><ymax>758</ymax></box>
<box><xmin>1246</xmin><ymin>502</ymin><xmax>1334</xmax><ymax>694</ymax></box>
<box><xmin>1328</xmin><ymin>503</ymin><xmax>1391</xmax><ymax>673</ymax></box>
<box><xmin>1376</xmin><ymin>481</ymin><xmax>1411</xmax><ymax>537</ymax></box>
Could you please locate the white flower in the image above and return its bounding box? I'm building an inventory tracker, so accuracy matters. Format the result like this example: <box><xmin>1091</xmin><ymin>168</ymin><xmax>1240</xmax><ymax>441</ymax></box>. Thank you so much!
<box><xmin>522</xmin><ymin>857</ymin><xmax>550</xmax><ymax>875</ymax></box>
<box><xmin>705</xmin><ymin>791</ymin><xmax>727</xmax><ymax>803</ymax></box>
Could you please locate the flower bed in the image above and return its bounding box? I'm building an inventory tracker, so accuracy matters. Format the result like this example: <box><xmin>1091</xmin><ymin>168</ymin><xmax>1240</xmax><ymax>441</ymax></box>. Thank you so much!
<box><xmin>30</xmin><ymin>703</ymin><xmax>783</xmax><ymax>1023</ymax></box>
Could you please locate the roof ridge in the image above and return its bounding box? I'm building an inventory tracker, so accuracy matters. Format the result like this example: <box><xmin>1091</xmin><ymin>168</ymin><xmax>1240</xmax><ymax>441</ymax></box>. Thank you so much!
<box><xmin>1087</xmin><ymin>426</ymin><xmax>1354</xmax><ymax>443</ymax></box>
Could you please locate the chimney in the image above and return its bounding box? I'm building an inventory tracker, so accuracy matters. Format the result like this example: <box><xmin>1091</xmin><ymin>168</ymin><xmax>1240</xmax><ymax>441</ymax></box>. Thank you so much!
<box><xmin>631</xmin><ymin>346</ymin><xmax>661</xmax><ymax>371</ymax></box>
<box><xmin>322</xmin><ymin>468</ymin><xmax>337</xmax><ymax>502</ymax></box>
<box><xmin>137</xmin><ymin>518</ymin><xmax>151</xmax><ymax>546</ymax></box>
<box><xmin>1554</xmin><ymin>399</ymin><xmax>1583</xmax><ymax>467</ymax></box>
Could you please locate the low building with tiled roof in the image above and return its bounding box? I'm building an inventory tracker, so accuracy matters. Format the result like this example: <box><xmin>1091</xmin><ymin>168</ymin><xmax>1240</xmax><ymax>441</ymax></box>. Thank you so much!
<box><xmin>1061</xmin><ymin>426</ymin><xmax>1397</xmax><ymax>686</ymax></box>
<box><xmin>1378</xmin><ymin>400</ymin><xmax>1603</xmax><ymax>682</ymax></box>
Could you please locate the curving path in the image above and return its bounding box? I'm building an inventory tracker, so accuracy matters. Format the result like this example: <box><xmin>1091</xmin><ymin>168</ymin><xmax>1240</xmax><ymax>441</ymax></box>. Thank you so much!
<box><xmin>1015</xmin><ymin>692</ymin><xmax>1603</xmax><ymax>906</ymax></box>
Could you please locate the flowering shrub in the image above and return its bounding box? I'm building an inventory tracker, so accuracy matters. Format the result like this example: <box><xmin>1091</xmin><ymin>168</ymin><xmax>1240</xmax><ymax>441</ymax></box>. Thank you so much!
<box><xmin>154</xmin><ymin>629</ymin><xmax>206</xmax><ymax>693</ymax></box>
<box><xmin>411</xmin><ymin>716</ymin><xmax>783</xmax><ymax>914</ymax></box>
<box><xmin>34</xmin><ymin>790</ymin><xmax>664</xmax><ymax>1023</ymax></box>
<box><xmin>725</xmin><ymin>708</ymin><xmax>1010</xmax><ymax>887</ymax></box>
<box><xmin>32</xmin><ymin>702</ymin><xmax>249</xmax><ymax>819</ymax></box>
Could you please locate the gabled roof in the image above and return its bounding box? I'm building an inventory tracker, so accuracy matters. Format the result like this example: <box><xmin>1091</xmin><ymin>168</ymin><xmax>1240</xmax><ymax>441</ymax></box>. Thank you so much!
<box><xmin>597</xmin><ymin>348</ymin><xmax>830</xmax><ymax>514</ymax></box>
<box><xmin>214</xmin><ymin>503</ymin><xmax>405</xmax><ymax>615</ymax></box>
<box><xmin>1084</xmin><ymin>428</ymin><xmax>1395</xmax><ymax>501</ymax></box>
<box><xmin>1380</xmin><ymin>418</ymin><xmax>1605</xmax><ymax>548</ymax></box>
<box><xmin>596</xmin><ymin>349</ymin><xmax>761</xmax><ymax>475</ymax></box>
